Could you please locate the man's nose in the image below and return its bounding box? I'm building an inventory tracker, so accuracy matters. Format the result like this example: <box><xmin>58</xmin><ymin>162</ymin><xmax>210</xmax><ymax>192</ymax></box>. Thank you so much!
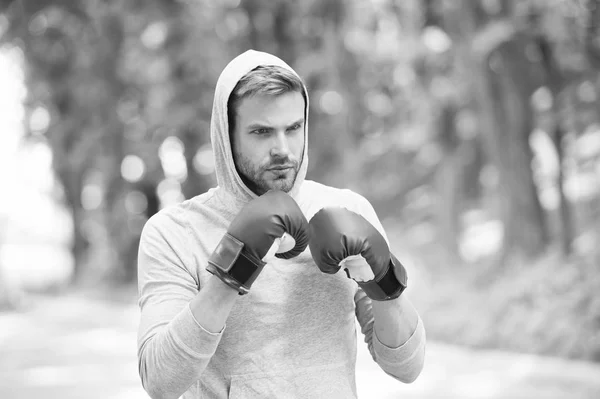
<box><xmin>270</xmin><ymin>130</ymin><xmax>291</xmax><ymax>157</ymax></box>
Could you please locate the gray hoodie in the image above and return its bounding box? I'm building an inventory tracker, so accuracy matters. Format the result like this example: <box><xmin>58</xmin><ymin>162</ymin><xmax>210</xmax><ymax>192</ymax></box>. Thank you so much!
<box><xmin>137</xmin><ymin>50</ymin><xmax>426</xmax><ymax>399</ymax></box>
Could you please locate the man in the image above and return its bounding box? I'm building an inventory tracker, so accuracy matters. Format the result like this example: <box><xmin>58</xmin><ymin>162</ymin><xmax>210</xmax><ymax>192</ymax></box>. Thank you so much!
<box><xmin>137</xmin><ymin>50</ymin><xmax>425</xmax><ymax>399</ymax></box>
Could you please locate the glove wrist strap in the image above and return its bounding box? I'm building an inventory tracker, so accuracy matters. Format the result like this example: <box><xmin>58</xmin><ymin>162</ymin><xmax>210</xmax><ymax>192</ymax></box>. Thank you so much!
<box><xmin>358</xmin><ymin>253</ymin><xmax>407</xmax><ymax>301</ymax></box>
<box><xmin>206</xmin><ymin>233</ymin><xmax>266</xmax><ymax>295</ymax></box>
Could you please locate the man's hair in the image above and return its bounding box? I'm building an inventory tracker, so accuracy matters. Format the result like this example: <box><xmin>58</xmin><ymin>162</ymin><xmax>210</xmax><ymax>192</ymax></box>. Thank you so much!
<box><xmin>227</xmin><ymin>65</ymin><xmax>305</xmax><ymax>135</ymax></box>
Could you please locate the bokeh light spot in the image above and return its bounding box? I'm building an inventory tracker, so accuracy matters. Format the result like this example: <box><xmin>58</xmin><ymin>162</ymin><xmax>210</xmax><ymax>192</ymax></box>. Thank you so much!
<box><xmin>141</xmin><ymin>21</ymin><xmax>168</xmax><ymax>50</ymax></box>
<box><xmin>81</xmin><ymin>184</ymin><xmax>103</xmax><ymax>211</ymax></box>
<box><xmin>121</xmin><ymin>155</ymin><xmax>146</xmax><ymax>183</ymax></box>
<box><xmin>319</xmin><ymin>90</ymin><xmax>344</xmax><ymax>115</ymax></box>
<box><xmin>193</xmin><ymin>144</ymin><xmax>215</xmax><ymax>175</ymax></box>
<box><xmin>29</xmin><ymin>106</ymin><xmax>51</xmax><ymax>134</ymax></box>
<box><xmin>577</xmin><ymin>81</ymin><xmax>596</xmax><ymax>103</ymax></box>
<box><xmin>28</xmin><ymin>13</ymin><xmax>48</xmax><ymax>36</ymax></box>
<box><xmin>531</xmin><ymin>86</ymin><xmax>553</xmax><ymax>112</ymax></box>
<box><xmin>422</xmin><ymin>26</ymin><xmax>452</xmax><ymax>53</ymax></box>
<box><xmin>366</xmin><ymin>91</ymin><xmax>392</xmax><ymax>116</ymax></box>
<box><xmin>159</xmin><ymin>136</ymin><xmax>187</xmax><ymax>181</ymax></box>
<box><xmin>157</xmin><ymin>178</ymin><xmax>184</xmax><ymax>208</ymax></box>
<box><xmin>125</xmin><ymin>190</ymin><xmax>148</xmax><ymax>215</ymax></box>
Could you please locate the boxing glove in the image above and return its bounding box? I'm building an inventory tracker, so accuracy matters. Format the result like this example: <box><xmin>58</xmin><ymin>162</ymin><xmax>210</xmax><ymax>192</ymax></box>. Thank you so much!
<box><xmin>308</xmin><ymin>206</ymin><xmax>407</xmax><ymax>301</ymax></box>
<box><xmin>207</xmin><ymin>190</ymin><xmax>309</xmax><ymax>294</ymax></box>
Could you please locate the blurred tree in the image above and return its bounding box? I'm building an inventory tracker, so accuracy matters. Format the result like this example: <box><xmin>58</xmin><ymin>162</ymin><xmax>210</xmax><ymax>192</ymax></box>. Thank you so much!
<box><xmin>0</xmin><ymin>0</ymin><xmax>597</xmax><ymax>289</ymax></box>
<box><xmin>0</xmin><ymin>0</ymin><xmax>218</xmax><ymax>283</ymax></box>
<box><xmin>438</xmin><ymin>0</ymin><xmax>550</xmax><ymax>258</ymax></box>
<box><xmin>527</xmin><ymin>0</ymin><xmax>600</xmax><ymax>255</ymax></box>
<box><xmin>1</xmin><ymin>0</ymin><xmax>98</xmax><ymax>280</ymax></box>
<box><xmin>410</xmin><ymin>0</ymin><xmax>471</xmax><ymax>262</ymax></box>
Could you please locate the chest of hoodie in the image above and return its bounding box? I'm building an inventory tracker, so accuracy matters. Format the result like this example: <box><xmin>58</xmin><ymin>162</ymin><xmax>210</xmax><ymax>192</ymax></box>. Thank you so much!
<box><xmin>212</xmin><ymin>251</ymin><xmax>359</xmax><ymax>374</ymax></box>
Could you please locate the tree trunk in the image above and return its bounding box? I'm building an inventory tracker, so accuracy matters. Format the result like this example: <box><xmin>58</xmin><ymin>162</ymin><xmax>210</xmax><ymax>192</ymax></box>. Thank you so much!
<box><xmin>448</xmin><ymin>1</ymin><xmax>549</xmax><ymax>259</ymax></box>
<box><xmin>530</xmin><ymin>9</ymin><xmax>576</xmax><ymax>256</ymax></box>
<box><xmin>95</xmin><ymin>10</ymin><xmax>132</xmax><ymax>283</ymax></box>
<box><xmin>552</xmin><ymin>121</ymin><xmax>573</xmax><ymax>255</ymax></box>
<box><xmin>56</xmin><ymin>159</ymin><xmax>89</xmax><ymax>283</ymax></box>
<box><xmin>69</xmin><ymin>205</ymin><xmax>89</xmax><ymax>282</ymax></box>
<box><xmin>435</xmin><ymin>103</ymin><xmax>463</xmax><ymax>261</ymax></box>
<box><xmin>0</xmin><ymin>218</ymin><xmax>23</xmax><ymax>310</ymax></box>
<box><xmin>484</xmin><ymin>39</ymin><xmax>549</xmax><ymax>257</ymax></box>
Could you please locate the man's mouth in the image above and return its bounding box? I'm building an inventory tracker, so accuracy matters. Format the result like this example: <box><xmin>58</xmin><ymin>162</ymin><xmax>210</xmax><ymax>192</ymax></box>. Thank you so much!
<box><xmin>268</xmin><ymin>165</ymin><xmax>295</xmax><ymax>171</ymax></box>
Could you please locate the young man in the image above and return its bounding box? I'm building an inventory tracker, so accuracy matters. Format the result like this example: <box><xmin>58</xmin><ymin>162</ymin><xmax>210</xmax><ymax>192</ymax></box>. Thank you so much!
<box><xmin>137</xmin><ymin>50</ymin><xmax>426</xmax><ymax>399</ymax></box>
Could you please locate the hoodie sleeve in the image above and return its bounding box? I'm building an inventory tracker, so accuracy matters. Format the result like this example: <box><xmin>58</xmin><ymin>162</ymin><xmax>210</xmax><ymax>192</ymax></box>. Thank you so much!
<box><xmin>354</xmin><ymin>288</ymin><xmax>426</xmax><ymax>383</ymax></box>
<box><xmin>137</xmin><ymin>212</ymin><xmax>223</xmax><ymax>399</ymax></box>
<box><xmin>349</xmin><ymin>190</ymin><xmax>426</xmax><ymax>383</ymax></box>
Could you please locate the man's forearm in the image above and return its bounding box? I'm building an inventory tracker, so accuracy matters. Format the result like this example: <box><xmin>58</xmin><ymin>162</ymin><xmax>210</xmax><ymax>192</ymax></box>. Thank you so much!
<box><xmin>139</xmin><ymin>275</ymin><xmax>240</xmax><ymax>399</ymax></box>
<box><xmin>369</xmin><ymin>293</ymin><xmax>425</xmax><ymax>383</ymax></box>
<box><xmin>371</xmin><ymin>294</ymin><xmax>419</xmax><ymax>348</ymax></box>
<box><xmin>189</xmin><ymin>274</ymin><xmax>240</xmax><ymax>333</ymax></box>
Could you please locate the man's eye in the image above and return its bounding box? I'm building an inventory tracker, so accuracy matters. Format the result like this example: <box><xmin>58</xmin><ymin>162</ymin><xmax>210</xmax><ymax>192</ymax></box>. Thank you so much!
<box><xmin>289</xmin><ymin>124</ymin><xmax>301</xmax><ymax>131</ymax></box>
<box><xmin>253</xmin><ymin>128</ymin><xmax>269</xmax><ymax>134</ymax></box>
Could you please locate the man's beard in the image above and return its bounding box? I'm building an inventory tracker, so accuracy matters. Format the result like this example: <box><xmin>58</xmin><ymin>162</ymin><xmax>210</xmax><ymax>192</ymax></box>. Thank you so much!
<box><xmin>234</xmin><ymin>153</ymin><xmax>300</xmax><ymax>196</ymax></box>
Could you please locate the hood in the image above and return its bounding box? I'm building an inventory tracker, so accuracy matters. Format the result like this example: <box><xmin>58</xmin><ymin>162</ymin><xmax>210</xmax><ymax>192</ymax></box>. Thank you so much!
<box><xmin>210</xmin><ymin>49</ymin><xmax>309</xmax><ymax>206</ymax></box>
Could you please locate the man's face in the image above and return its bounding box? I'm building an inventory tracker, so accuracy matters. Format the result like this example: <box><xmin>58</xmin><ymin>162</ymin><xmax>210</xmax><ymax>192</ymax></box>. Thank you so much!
<box><xmin>231</xmin><ymin>91</ymin><xmax>305</xmax><ymax>196</ymax></box>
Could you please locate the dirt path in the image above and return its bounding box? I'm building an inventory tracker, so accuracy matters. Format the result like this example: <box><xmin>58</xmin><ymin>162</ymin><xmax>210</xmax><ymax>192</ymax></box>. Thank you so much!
<box><xmin>1</xmin><ymin>293</ymin><xmax>599</xmax><ymax>399</ymax></box>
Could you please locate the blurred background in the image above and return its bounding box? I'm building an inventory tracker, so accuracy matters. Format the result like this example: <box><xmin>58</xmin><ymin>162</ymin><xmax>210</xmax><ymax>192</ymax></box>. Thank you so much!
<box><xmin>0</xmin><ymin>0</ymin><xmax>599</xmax><ymax>398</ymax></box>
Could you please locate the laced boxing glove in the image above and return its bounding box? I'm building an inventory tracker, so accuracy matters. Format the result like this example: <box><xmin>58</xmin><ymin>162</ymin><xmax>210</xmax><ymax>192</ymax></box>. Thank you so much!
<box><xmin>308</xmin><ymin>206</ymin><xmax>407</xmax><ymax>301</ymax></box>
<box><xmin>207</xmin><ymin>190</ymin><xmax>309</xmax><ymax>295</ymax></box>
